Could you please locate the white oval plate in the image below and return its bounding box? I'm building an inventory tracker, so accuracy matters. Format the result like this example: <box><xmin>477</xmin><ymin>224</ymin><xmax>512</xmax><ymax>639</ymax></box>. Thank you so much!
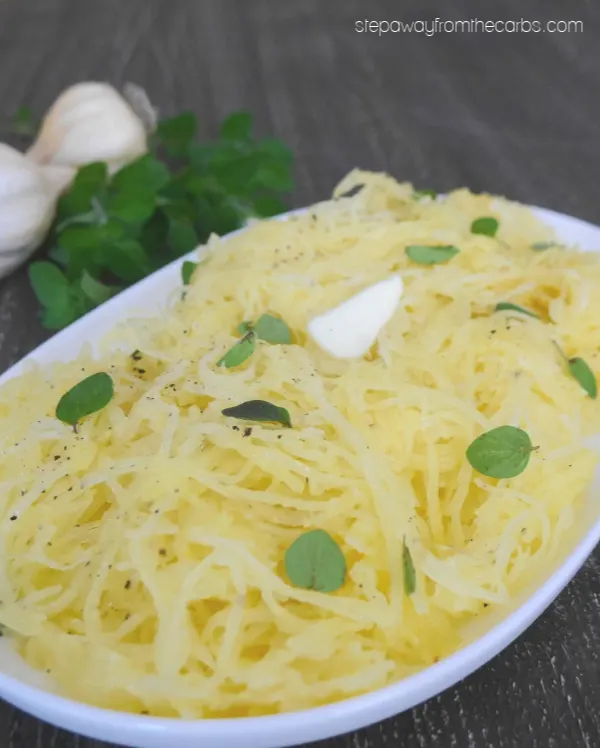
<box><xmin>0</xmin><ymin>205</ymin><xmax>599</xmax><ymax>748</ymax></box>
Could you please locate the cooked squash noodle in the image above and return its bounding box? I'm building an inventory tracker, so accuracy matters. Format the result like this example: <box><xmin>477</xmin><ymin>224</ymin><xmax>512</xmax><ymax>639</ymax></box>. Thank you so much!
<box><xmin>0</xmin><ymin>170</ymin><xmax>599</xmax><ymax>717</ymax></box>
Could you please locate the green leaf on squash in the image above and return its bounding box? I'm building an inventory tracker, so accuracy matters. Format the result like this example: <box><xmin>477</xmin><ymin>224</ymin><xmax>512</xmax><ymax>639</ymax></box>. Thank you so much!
<box><xmin>494</xmin><ymin>302</ymin><xmax>539</xmax><ymax>319</ymax></box>
<box><xmin>403</xmin><ymin>540</ymin><xmax>416</xmax><ymax>595</ymax></box>
<box><xmin>284</xmin><ymin>529</ymin><xmax>346</xmax><ymax>593</ymax></box>
<box><xmin>181</xmin><ymin>260</ymin><xmax>198</xmax><ymax>286</ymax></box>
<box><xmin>56</xmin><ymin>372</ymin><xmax>114</xmax><ymax>426</ymax></box>
<box><xmin>567</xmin><ymin>357</ymin><xmax>597</xmax><ymax>399</ymax></box>
<box><xmin>221</xmin><ymin>399</ymin><xmax>292</xmax><ymax>427</ymax></box>
<box><xmin>471</xmin><ymin>216</ymin><xmax>499</xmax><ymax>237</ymax></box>
<box><xmin>218</xmin><ymin>332</ymin><xmax>257</xmax><ymax>368</ymax></box>
<box><xmin>466</xmin><ymin>425</ymin><xmax>535</xmax><ymax>479</ymax></box>
<box><xmin>254</xmin><ymin>314</ymin><xmax>292</xmax><ymax>344</ymax></box>
<box><xmin>405</xmin><ymin>245</ymin><xmax>460</xmax><ymax>265</ymax></box>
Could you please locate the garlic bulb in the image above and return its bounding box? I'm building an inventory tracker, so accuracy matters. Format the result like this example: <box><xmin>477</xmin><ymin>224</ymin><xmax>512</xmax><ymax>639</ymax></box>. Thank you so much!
<box><xmin>0</xmin><ymin>144</ymin><xmax>72</xmax><ymax>279</ymax></box>
<box><xmin>27</xmin><ymin>82</ymin><xmax>147</xmax><ymax>173</ymax></box>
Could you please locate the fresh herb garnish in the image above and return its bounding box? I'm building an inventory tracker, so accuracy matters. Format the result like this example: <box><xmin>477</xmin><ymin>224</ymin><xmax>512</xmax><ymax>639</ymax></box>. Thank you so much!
<box><xmin>494</xmin><ymin>302</ymin><xmax>540</xmax><ymax>319</ymax></box>
<box><xmin>238</xmin><ymin>314</ymin><xmax>292</xmax><ymax>344</ymax></box>
<box><xmin>471</xmin><ymin>217</ymin><xmax>499</xmax><ymax>237</ymax></box>
<box><xmin>284</xmin><ymin>529</ymin><xmax>346</xmax><ymax>593</ymax></box>
<box><xmin>405</xmin><ymin>245</ymin><xmax>460</xmax><ymax>265</ymax></box>
<box><xmin>181</xmin><ymin>260</ymin><xmax>198</xmax><ymax>286</ymax></box>
<box><xmin>531</xmin><ymin>241</ymin><xmax>559</xmax><ymax>251</ymax></box>
<box><xmin>55</xmin><ymin>372</ymin><xmax>114</xmax><ymax>427</ymax></box>
<box><xmin>23</xmin><ymin>108</ymin><xmax>293</xmax><ymax>329</ymax></box>
<box><xmin>403</xmin><ymin>540</ymin><xmax>416</xmax><ymax>596</ymax></box>
<box><xmin>567</xmin><ymin>357</ymin><xmax>597</xmax><ymax>399</ymax></box>
<box><xmin>466</xmin><ymin>425</ymin><xmax>535</xmax><ymax>479</ymax></box>
<box><xmin>413</xmin><ymin>189</ymin><xmax>437</xmax><ymax>200</ymax></box>
<box><xmin>554</xmin><ymin>342</ymin><xmax>598</xmax><ymax>399</ymax></box>
<box><xmin>222</xmin><ymin>399</ymin><xmax>292</xmax><ymax>427</ymax></box>
<box><xmin>218</xmin><ymin>332</ymin><xmax>257</xmax><ymax>368</ymax></box>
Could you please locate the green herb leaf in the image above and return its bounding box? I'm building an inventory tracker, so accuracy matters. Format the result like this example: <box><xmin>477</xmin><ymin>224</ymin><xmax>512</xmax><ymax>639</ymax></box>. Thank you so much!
<box><xmin>531</xmin><ymin>241</ymin><xmax>558</xmax><ymax>251</ymax></box>
<box><xmin>29</xmin><ymin>262</ymin><xmax>80</xmax><ymax>330</ymax></box>
<box><xmin>25</xmin><ymin>101</ymin><xmax>294</xmax><ymax>331</ymax></box>
<box><xmin>254</xmin><ymin>314</ymin><xmax>292</xmax><ymax>344</ymax></box>
<box><xmin>256</xmin><ymin>137</ymin><xmax>294</xmax><ymax>166</ymax></box>
<box><xmin>56</xmin><ymin>162</ymin><xmax>108</xmax><ymax>221</ymax></box>
<box><xmin>255</xmin><ymin>162</ymin><xmax>294</xmax><ymax>192</ymax></box>
<box><xmin>494</xmin><ymin>302</ymin><xmax>540</xmax><ymax>319</ymax></box>
<box><xmin>168</xmin><ymin>217</ymin><xmax>198</xmax><ymax>256</ymax></box>
<box><xmin>567</xmin><ymin>357</ymin><xmax>597</xmax><ymax>399</ymax></box>
<box><xmin>218</xmin><ymin>333</ymin><xmax>257</xmax><ymax>368</ymax></box>
<box><xmin>111</xmin><ymin>154</ymin><xmax>170</xmax><ymax>193</ymax></box>
<box><xmin>252</xmin><ymin>195</ymin><xmax>288</xmax><ymax>217</ymax></box>
<box><xmin>42</xmin><ymin>303</ymin><xmax>79</xmax><ymax>331</ymax></box>
<box><xmin>56</xmin><ymin>372</ymin><xmax>114</xmax><ymax>426</ymax></box>
<box><xmin>403</xmin><ymin>540</ymin><xmax>416</xmax><ymax>595</ymax></box>
<box><xmin>220</xmin><ymin>111</ymin><xmax>253</xmax><ymax>141</ymax></box>
<box><xmin>10</xmin><ymin>105</ymin><xmax>36</xmax><ymax>136</ymax></box>
<box><xmin>80</xmin><ymin>272</ymin><xmax>119</xmax><ymax>305</ymax></box>
<box><xmin>405</xmin><ymin>245</ymin><xmax>460</xmax><ymax>265</ymax></box>
<box><xmin>413</xmin><ymin>189</ymin><xmax>437</xmax><ymax>200</ymax></box>
<box><xmin>466</xmin><ymin>425</ymin><xmax>534</xmax><ymax>479</ymax></box>
<box><xmin>471</xmin><ymin>217</ymin><xmax>499</xmax><ymax>237</ymax></box>
<box><xmin>103</xmin><ymin>239</ymin><xmax>150</xmax><ymax>283</ymax></box>
<box><xmin>222</xmin><ymin>399</ymin><xmax>292</xmax><ymax>427</ymax></box>
<box><xmin>155</xmin><ymin>112</ymin><xmax>197</xmax><ymax>156</ymax></box>
<box><xmin>106</xmin><ymin>187</ymin><xmax>156</xmax><ymax>225</ymax></box>
<box><xmin>284</xmin><ymin>529</ymin><xmax>346</xmax><ymax>593</ymax></box>
<box><xmin>181</xmin><ymin>260</ymin><xmax>198</xmax><ymax>286</ymax></box>
<box><xmin>29</xmin><ymin>262</ymin><xmax>69</xmax><ymax>308</ymax></box>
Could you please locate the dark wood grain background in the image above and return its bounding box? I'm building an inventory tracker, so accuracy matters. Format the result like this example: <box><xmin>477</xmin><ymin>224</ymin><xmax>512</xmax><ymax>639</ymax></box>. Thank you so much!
<box><xmin>0</xmin><ymin>1</ymin><xmax>599</xmax><ymax>746</ymax></box>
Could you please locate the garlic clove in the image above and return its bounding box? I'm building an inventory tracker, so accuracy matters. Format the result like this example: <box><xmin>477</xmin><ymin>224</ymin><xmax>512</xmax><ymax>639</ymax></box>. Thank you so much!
<box><xmin>40</xmin><ymin>164</ymin><xmax>76</xmax><ymax>198</ymax></box>
<box><xmin>307</xmin><ymin>275</ymin><xmax>404</xmax><ymax>359</ymax></box>
<box><xmin>27</xmin><ymin>82</ymin><xmax>147</xmax><ymax>173</ymax></box>
<box><xmin>0</xmin><ymin>144</ymin><xmax>58</xmax><ymax>278</ymax></box>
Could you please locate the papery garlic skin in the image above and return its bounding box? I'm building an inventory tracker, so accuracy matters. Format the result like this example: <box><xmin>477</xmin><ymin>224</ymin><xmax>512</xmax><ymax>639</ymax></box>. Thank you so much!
<box><xmin>0</xmin><ymin>144</ymin><xmax>70</xmax><ymax>279</ymax></box>
<box><xmin>27</xmin><ymin>82</ymin><xmax>147</xmax><ymax>173</ymax></box>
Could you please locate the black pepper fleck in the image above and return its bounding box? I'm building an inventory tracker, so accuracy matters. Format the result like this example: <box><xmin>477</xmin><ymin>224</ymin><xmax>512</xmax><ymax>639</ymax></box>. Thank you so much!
<box><xmin>243</xmin><ymin>427</ymin><xmax>253</xmax><ymax>437</ymax></box>
<box><xmin>159</xmin><ymin>548</ymin><xmax>167</xmax><ymax>556</ymax></box>
<box><xmin>124</xmin><ymin>580</ymin><xmax>131</xmax><ymax>590</ymax></box>
<box><xmin>9</xmin><ymin>515</ymin><xmax>17</xmax><ymax>521</ymax></box>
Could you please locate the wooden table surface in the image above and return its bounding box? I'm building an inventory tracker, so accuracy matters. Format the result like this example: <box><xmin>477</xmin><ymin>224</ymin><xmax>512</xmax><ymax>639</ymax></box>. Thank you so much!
<box><xmin>1</xmin><ymin>1</ymin><xmax>599</xmax><ymax>746</ymax></box>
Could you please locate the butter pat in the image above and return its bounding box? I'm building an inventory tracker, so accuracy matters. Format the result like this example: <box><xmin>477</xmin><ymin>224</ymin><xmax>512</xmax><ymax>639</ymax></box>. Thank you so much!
<box><xmin>308</xmin><ymin>275</ymin><xmax>403</xmax><ymax>359</ymax></box>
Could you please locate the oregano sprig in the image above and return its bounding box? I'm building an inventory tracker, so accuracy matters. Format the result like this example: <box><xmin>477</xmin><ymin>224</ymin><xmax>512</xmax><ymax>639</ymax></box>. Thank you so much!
<box><xmin>466</xmin><ymin>425</ymin><xmax>536</xmax><ymax>479</ymax></box>
<box><xmin>553</xmin><ymin>342</ymin><xmax>597</xmax><ymax>399</ymax></box>
<box><xmin>218</xmin><ymin>331</ymin><xmax>257</xmax><ymax>368</ymax></box>
<box><xmin>55</xmin><ymin>372</ymin><xmax>114</xmax><ymax>428</ymax></box>
<box><xmin>403</xmin><ymin>539</ymin><xmax>416</xmax><ymax>596</ymax></box>
<box><xmin>405</xmin><ymin>245</ymin><xmax>460</xmax><ymax>265</ymax></box>
<box><xmin>284</xmin><ymin>529</ymin><xmax>346</xmax><ymax>593</ymax></box>
<box><xmin>21</xmin><ymin>106</ymin><xmax>294</xmax><ymax>330</ymax></box>
<box><xmin>494</xmin><ymin>302</ymin><xmax>540</xmax><ymax>319</ymax></box>
<box><xmin>471</xmin><ymin>217</ymin><xmax>499</xmax><ymax>237</ymax></box>
<box><xmin>222</xmin><ymin>399</ymin><xmax>292</xmax><ymax>427</ymax></box>
<box><xmin>238</xmin><ymin>314</ymin><xmax>292</xmax><ymax>344</ymax></box>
